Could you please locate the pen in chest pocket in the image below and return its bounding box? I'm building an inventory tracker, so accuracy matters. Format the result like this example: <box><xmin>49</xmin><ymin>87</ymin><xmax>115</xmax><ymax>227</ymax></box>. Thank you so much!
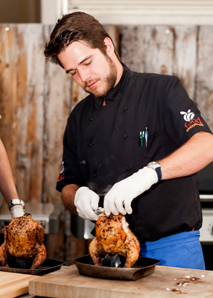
<box><xmin>139</xmin><ymin>127</ymin><xmax>148</xmax><ymax>147</ymax></box>
<box><xmin>145</xmin><ymin>127</ymin><xmax>148</xmax><ymax>147</ymax></box>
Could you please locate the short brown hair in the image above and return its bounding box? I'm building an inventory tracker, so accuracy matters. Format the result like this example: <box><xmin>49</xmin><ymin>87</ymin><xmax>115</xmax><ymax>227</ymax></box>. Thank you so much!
<box><xmin>44</xmin><ymin>11</ymin><xmax>118</xmax><ymax>67</ymax></box>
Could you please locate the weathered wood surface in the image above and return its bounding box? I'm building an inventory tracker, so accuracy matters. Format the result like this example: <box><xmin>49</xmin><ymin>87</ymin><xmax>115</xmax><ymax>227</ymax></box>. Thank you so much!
<box><xmin>29</xmin><ymin>265</ymin><xmax>213</xmax><ymax>298</ymax></box>
<box><xmin>195</xmin><ymin>26</ymin><xmax>213</xmax><ymax>129</ymax></box>
<box><xmin>120</xmin><ymin>25</ymin><xmax>197</xmax><ymax>98</ymax></box>
<box><xmin>0</xmin><ymin>24</ymin><xmax>72</xmax><ymax>205</ymax></box>
<box><xmin>43</xmin><ymin>25</ymin><xmax>72</xmax><ymax>204</ymax></box>
<box><xmin>16</xmin><ymin>24</ymin><xmax>45</xmax><ymax>202</ymax></box>
<box><xmin>0</xmin><ymin>24</ymin><xmax>213</xmax><ymax>264</ymax></box>
<box><xmin>173</xmin><ymin>25</ymin><xmax>197</xmax><ymax>100</ymax></box>
<box><xmin>120</xmin><ymin>25</ymin><xmax>146</xmax><ymax>73</ymax></box>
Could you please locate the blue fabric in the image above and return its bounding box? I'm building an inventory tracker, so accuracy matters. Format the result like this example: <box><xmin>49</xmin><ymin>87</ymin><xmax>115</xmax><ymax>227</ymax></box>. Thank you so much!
<box><xmin>140</xmin><ymin>230</ymin><xmax>205</xmax><ymax>269</ymax></box>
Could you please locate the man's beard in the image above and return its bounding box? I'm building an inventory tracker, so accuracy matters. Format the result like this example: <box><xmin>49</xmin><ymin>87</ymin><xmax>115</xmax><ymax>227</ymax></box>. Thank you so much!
<box><xmin>83</xmin><ymin>56</ymin><xmax>117</xmax><ymax>98</ymax></box>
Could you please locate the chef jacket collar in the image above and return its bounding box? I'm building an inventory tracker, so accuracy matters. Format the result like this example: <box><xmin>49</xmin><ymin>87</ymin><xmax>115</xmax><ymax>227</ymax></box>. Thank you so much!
<box><xmin>93</xmin><ymin>63</ymin><xmax>130</xmax><ymax>107</ymax></box>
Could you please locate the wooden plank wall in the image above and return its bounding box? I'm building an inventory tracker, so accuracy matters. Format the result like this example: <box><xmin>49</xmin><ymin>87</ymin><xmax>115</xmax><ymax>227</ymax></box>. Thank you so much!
<box><xmin>0</xmin><ymin>24</ymin><xmax>213</xmax><ymax>264</ymax></box>
<box><xmin>0</xmin><ymin>24</ymin><xmax>72</xmax><ymax>204</ymax></box>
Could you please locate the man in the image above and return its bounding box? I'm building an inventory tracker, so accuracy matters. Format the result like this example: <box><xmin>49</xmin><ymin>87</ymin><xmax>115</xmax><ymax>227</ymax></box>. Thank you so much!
<box><xmin>0</xmin><ymin>139</ymin><xmax>25</xmax><ymax>217</ymax></box>
<box><xmin>44</xmin><ymin>12</ymin><xmax>213</xmax><ymax>269</ymax></box>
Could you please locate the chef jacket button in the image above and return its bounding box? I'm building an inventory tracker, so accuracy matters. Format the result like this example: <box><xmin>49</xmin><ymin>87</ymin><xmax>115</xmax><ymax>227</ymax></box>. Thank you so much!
<box><xmin>123</xmin><ymin>106</ymin><xmax>128</xmax><ymax>111</ymax></box>
<box><xmin>89</xmin><ymin>143</ymin><xmax>92</xmax><ymax>148</ymax></box>
<box><xmin>89</xmin><ymin>117</ymin><xmax>93</xmax><ymax>121</ymax></box>
<box><xmin>126</xmin><ymin>166</ymin><xmax>130</xmax><ymax>171</ymax></box>
<box><xmin>93</xmin><ymin>173</ymin><xmax>97</xmax><ymax>178</ymax></box>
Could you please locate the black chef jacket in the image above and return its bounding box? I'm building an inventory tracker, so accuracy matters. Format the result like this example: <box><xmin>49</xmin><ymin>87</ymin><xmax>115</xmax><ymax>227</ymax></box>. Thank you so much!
<box><xmin>56</xmin><ymin>64</ymin><xmax>212</xmax><ymax>243</ymax></box>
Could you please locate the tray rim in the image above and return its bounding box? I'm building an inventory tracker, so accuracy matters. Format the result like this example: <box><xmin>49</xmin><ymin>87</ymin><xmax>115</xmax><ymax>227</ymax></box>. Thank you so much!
<box><xmin>74</xmin><ymin>254</ymin><xmax>161</xmax><ymax>269</ymax></box>
<box><xmin>0</xmin><ymin>258</ymin><xmax>65</xmax><ymax>275</ymax></box>
<box><xmin>73</xmin><ymin>254</ymin><xmax>161</xmax><ymax>281</ymax></box>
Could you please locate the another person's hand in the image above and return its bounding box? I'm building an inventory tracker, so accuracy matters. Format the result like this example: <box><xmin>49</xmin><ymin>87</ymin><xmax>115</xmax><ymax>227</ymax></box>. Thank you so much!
<box><xmin>8</xmin><ymin>199</ymin><xmax>25</xmax><ymax>218</ymax></box>
<box><xmin>74</xmin><ymin>187</ymin><xmax>99</xmax><ymax>221</ymax></box>
<box><xmin>104</xmin><ymin>166</ymin><xmax>159</xmax><ymax>216</ymax></box>
<box><xmin>10</xmin><ymin>205</ymin><xmax>25</xmax><ymax>218</ymax></box>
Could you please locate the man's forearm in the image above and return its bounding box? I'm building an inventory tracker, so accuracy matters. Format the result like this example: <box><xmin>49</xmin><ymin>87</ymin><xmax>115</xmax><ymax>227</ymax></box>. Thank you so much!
<box><xmin>160</xmin><ymin>131</ymin><xmax>213</xmax><ymax>180</ymax></box>
<box><xmin>61</xmin><ymin>184</ymin><xmax>79</xmax><ymax>214</ymax></box>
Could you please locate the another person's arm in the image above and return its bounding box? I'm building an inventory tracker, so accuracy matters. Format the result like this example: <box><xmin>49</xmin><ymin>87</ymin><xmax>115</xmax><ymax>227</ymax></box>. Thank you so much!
<box><xmin>0</xmin><ymin>139</ymin><xmax>18</xmax><ymax>203</ymax></box>
<box><xmin>0</xmin><ymin>139</ymin><xmax>24</xmax><ymax>217</ymax></box>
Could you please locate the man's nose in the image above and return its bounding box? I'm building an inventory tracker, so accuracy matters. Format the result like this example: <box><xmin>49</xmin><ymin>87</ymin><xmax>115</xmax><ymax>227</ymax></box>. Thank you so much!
<box><xmin>78</xmin><ymin>68</ymin><xmax>91</xmax><ymax>82</ymax></box>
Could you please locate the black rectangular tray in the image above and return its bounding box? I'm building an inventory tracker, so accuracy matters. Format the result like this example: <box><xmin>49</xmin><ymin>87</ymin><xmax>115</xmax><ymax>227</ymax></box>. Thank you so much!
<box><xmin>73</xmin><ymin>254</ymin><xmax>160</xmax><ymax>281</ymax></box>
<box><xmin>0</xmin><ymin>258</ymin><xmax>65</xmax><ymax>275</ymax></box>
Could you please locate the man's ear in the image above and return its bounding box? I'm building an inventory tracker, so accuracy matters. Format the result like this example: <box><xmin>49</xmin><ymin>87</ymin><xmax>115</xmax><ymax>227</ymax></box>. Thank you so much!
<box><xmin>103</xmin><ymin>37</ymin><xmax>115</xmax><ymax>57</ymax></box>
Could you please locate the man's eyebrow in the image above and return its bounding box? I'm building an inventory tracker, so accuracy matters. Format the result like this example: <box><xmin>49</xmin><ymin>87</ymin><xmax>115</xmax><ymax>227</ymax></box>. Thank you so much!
<box><xmin>66</xmin><ymin>55</ymin><xmax>92</xmax><ymax>74</ymax></box>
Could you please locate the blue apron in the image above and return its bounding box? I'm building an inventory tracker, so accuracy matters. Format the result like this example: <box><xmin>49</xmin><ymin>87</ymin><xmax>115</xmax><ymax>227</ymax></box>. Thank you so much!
<box><xmin>140</xmin><ymin>230</ymin><xmax>205</xmax><ymax>269</ymax></box>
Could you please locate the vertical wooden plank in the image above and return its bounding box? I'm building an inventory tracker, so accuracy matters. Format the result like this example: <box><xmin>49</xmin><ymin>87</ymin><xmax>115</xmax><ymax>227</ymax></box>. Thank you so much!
<box><xmin>43</xmin><ymin>25</ymin><xmax>72</xmax><ymax>204</ymax></box>
<box><xmin>120</xmin><ymin>25</ymin><xmax>197</xmax><ymax>101</ymax></box>
<box><xmin>16</xmin><ymin>24</ymin><xmax>45</xmax><ymax>202</ymax></box>
<box><xmin>104</xmin><ymin>25</ymin><xmax>120</xmax><ymax>57</ymax></box>
<box><xmin>120</xmin><ymin>25</ymin><xmax>146</xmax><ymax>72</ymax></box>
<box><xmin>143</xmin><ymin>25</ymin><xmax>174</xmax><ymax>75</ymax></box>
<box><xmin>195</xmin><ymin>26</ymin><xmax>213</xmax><ymax>132</ymax></box>
<box><xmin>0</xmin><ymin>24</ymin><xmax>18</xmax><ymax>185</ymax></box>
<box><xmin>173</xmin><ymin>25</ymin><xmax>197</xmax><ymax>99</ymax></box>
<box><xmin>120</xmin><ymin>25</ymin><xmax>174</xmax><ymax>75</ymax></box>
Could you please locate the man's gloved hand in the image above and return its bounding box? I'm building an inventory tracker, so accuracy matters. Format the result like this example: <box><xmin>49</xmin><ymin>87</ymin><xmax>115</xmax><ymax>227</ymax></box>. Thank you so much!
<box><xmin>74</xmin><ymin>186</ymin><xmax>99</xmax><ymax>221</ymax></box>
<box><xmin>104</xmin><ymin>166</ymin><xmax>159</xmax><ymax>216</ymax></box>
<box><xmin>10</xmin><ymin>205</ymin><xmax>25</xmax><ymax>218</ymax></box>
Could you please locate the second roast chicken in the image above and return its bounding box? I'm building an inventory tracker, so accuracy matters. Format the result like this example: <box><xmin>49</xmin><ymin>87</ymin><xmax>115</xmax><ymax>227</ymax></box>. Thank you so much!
<box><xmin>0</xmin><ymin>213</ymin><xmax>46</xmax><ymax>269</ymax></box>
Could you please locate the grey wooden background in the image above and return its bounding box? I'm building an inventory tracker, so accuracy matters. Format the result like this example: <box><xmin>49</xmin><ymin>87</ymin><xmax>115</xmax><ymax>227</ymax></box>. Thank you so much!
<box><xmin>0</xmin><ymin>24</ymin><xmax>212</xmax><ymax>263</ymax></box>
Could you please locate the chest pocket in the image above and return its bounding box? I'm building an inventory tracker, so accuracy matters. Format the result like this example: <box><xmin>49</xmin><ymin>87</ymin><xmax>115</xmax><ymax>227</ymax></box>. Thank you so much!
<box><xmin>133</xmin><ymin>130</ymin><xmax>164</xmax><ymax>169</ymax></box>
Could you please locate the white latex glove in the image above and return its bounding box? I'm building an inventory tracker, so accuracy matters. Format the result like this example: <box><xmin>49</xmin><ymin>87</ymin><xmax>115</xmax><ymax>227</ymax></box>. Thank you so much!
<box><xmin>104</xmin><ymin>166</ymin><xmax>158</xmax><ymax>216</ymax></box>
<box><xmin>10</xmin><ymin>205</ymin><xmax>25</xmax><ymax>218</ymax></box>
<box><xmin>74</xmin><ymin>186</ymin><xmax>99</xmax><ymax>221</ymax></box>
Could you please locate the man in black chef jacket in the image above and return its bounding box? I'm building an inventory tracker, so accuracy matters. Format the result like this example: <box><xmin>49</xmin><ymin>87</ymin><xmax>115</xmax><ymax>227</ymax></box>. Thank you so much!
<box><xmin>44</xmin><ymin>12</ymin><xmax>213</xmax><ymax>269</ymax></box>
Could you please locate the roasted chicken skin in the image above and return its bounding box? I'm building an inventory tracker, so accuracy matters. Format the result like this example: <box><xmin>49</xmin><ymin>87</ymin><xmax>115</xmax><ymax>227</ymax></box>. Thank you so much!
<box><xmin>89</xmin><ymin>213</ymin><xmax>140</xmax><ymax>268</ymax></box>
<box><xmin>0</xmin><ymin>213</ymin><xmax>46</xmax><ymax>269</ymax></box>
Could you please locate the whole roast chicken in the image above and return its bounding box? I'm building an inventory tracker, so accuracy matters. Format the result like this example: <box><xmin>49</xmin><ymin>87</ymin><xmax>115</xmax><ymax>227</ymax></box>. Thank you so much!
<box><xmin>0</xmin><ymin>213</ymin><xmax>46</xmax><ymax>269</ymax></box>
<box><xmin>89</xmin><ymin>212</ymin><xmax>140</xmax><ymax>268</ymax></box>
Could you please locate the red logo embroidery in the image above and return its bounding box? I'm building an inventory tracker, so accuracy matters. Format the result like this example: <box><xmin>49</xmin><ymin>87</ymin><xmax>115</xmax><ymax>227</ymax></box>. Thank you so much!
<box><xmin>184</xmin><ymin>117</ymin><xmax>204</xmax><ymax>132</ymax></box>
<box><xmin>57</xmin><ymin>172</ymin><xmax>65</xmax><ymax>182</ymax></box>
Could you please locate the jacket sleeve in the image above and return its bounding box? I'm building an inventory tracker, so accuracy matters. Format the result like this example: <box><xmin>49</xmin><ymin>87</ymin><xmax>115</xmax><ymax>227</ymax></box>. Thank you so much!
<box><xmin>56</xmin><ymin>117</ymin><xmax>83</xmax><ymax>192</ymax></box>
<box><xmin>164</xmin><ymin>78</ymin><xmax>212</xmax><ymax>146</ymax></box>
